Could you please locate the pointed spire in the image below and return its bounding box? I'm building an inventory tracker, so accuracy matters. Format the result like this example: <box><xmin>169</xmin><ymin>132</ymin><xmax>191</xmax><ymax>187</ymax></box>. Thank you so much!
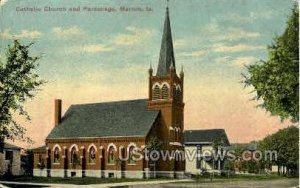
<box><xmin>180</xmin><ymin>64</ymin><xmax>184</xmax><ymax>78</ymax></box>
<box><xmin>170</xmin><ymin>62</ymin><xmax>174</xmax><ymax>70</ymax></box>
<box><xmin>149</xmin><ymin>62</ymin><xmax>153</xmax><ymax>76</ymax></box>
<box><xmin>156</xmin><ymin>6</ymin><xmax>176</xmax><ymax>76</ymax></box>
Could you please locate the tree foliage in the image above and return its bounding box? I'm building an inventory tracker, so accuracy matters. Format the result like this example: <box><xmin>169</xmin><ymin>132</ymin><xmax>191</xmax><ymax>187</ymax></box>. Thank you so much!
<box><xmin>0</xmin><ymin>40</ymin><xmax>44</xmax><ymax>143</ymax></box>
<box><xmin>258</xmin><ymin>126</ymin><xmax>299</xmax><ymax>175</ymax></box>
<box><xmin>243</xmin><ymin>4</ymin><xmax>299</xmax><ymax>122</ymax></box>
<box><xmin>146</xmin><ymin>136</ymin><xmax>162</xmax><ymax>151</ymax></box>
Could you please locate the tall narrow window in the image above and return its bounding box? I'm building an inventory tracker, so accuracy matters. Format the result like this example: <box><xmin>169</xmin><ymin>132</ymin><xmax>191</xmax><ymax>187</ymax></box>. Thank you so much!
<box><xmin>162</xmin><ymin>84</ymin><xmax>169</xmax><ymax>99</ymax></box>
<box><xmin>128</xmin><ymin>146</ymin><xmax>136</xmax><ymax>164</ymax></box>
<box><xmin>89</xmin><ymin>146</ymin><xmax>96</xmax><ymax>163</ymax></box>
<box><xmin>173</xmin><ymin>85</ymin><xmax>177</xmax><ymax>99</ymax></box>
<box><xmin>37</xmin><ymin>153</ymin><xmax>45</xmax><ymax>169</ymax></box>
<box><xmin>54</xmin><ymin>147</ymin><xmax>60</xmax><ymax>163</ymax></box>
<box><xmin>176</xmin><ymin>88</ymin><xmax>181</xmax><ymax>100</ymax></box>
<box><xmin>153</xmin><ymin>85</ymin><xmax>160</xmax><ymax>100</ymax></box>
<box><xmin>71</xmin><ymin>147</ymin><xmax>78</xmax><ymax>164</ymax></box>
<box><xmin>108</xmin><ymin>146</ymin><xmax>115</xmax><ymax>164</ymax></box>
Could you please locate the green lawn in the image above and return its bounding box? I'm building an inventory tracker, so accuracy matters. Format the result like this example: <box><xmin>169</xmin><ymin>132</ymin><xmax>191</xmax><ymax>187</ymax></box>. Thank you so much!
<box><xmin>1</xmin><ymin>176</ymin><xmax>161</xmax><ymax>185</ymax></box>
<box><xmin>1</xmin><ymin>174</ymin><xmax>298</xmax><ymax>185</ymax></box>
<box><xmin>191</xmin><ymin>174</ymin><xmax>298</xmax><ymax>183</ymax></box>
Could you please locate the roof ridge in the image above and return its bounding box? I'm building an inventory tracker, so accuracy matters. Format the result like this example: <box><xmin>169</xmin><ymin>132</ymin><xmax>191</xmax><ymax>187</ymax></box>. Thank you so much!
<box><xmin>71</xmin><ymin>98</ymin><xmax>148</xmax><ymax>106</ymax></box>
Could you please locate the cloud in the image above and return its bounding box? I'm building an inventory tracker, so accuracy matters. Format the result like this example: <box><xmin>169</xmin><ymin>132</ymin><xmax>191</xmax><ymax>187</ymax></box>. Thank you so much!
<box><xmin>0</xmin><ymin>0</ymin><xmax>8</xmax><ymax>7</ymax></box>
<box><xmin>214</xmin><ymin>56</ymin><xmax>232</xmax><ymax>64</ymax></box>
<box><xmin>231</xmin><ymin>56</ymin><xmax>257</xmax><ymax>68</ymax></box>
<box><xmin>0</xmin><ymin>29</ymin><xmax>42</xmax><ymax>39</ymax></box>
<box><xmin>174</xmin><ymin>39</ymin><xmax>187</xmax><ymax>49</ymax></box>
<box><xmin>67</xmin><ymin>44</ymin><xmax>113</xmax><ymax>53</ymax></box>
<box><xmin>210</xmin><ymin>28</ymin><xmax>260</xmax><ymax>41</ymax></box>
<box><xmin>214</xmin><ymin>55</ymin><xmax>257</xmax><ymax>67</ymax></box>
<box><xmin>213</xmin><ymin>43</ymin><xmax>265</xmax><ymax>53</ymax></box>
<box><xmin>52</xmin><ymin>26</ymin><xmax>83</xmax><ymax>37</ymax></box>
<box><xmin>218</xmin><ymin>11</ymin><xmax>275</xmax><ymax>25</ymax></box>
<box><xmin>0</xmin><ymin>30</ymin><xmax>10</xmax><ymax>39</ymax></box>
<box><xmin>250</xmin><ymin>11</ymin><xmax>275</xmax><ymax>20</ymax></box>
<box><xmin>203</xmin><ymin>18</ymin><xmax>220</xmax><ymax>33</ymax></box>
<box><xmin>177</xmin><ymin>50</ymin><xmax>206</xmax><ymax>58</ymax></box>
<box><xmin>226</xmin><ymin>13</ymin><xmax>255</xmax><ymax>23</ymax></box>
<box><xmin>113</xmin><ymin>27</ymin><xmax>154</xmax><ymax>46</ymax></box>
<box><xmin>202</xmin><ymin>19</ymin><xmax>260</xmax><ymax>42</ymax></box>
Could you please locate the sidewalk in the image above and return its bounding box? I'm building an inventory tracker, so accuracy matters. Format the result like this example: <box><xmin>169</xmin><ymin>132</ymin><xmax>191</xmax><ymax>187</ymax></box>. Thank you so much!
<box><xmin>0</xmin><ymin>179</ymin><xmax>192</xmax><ymax>188</ymax></box>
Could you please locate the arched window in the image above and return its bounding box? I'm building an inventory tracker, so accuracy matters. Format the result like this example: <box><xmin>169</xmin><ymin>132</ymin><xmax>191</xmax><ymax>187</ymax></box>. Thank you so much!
<box><xmin>71</xmin><ymin>147</ymin><xmax>78</xmax><ymax>165</ymax></box>
<box><xmin>173</xmin><ymin>85</ymin><xmax>181</xmax><ymax>100</ymax></box>
<box><xmin>128</xmin><ymin>146</ymin><xmax>136</xmax><ymax>164</ymax></box>
<box><xmin>89</xmin><ymin>146</ymin><xmax>96</xmax><ymax>163</ymax></box>
<box><xmin>37</xmin><ymin>154</ymin><xmax>45</xmax><ymax>169</ymax></box>
<box><xmin>152</xmin><ymin>85</ymin><xmax>160</xmax><ymax>100</ymax></box>
<box><xmin>108</xmin><ymin>146</ymin><xmax>115</xmax><ymax>164</ymax></box>
<box><xmin>162</xmin><ymin>84</ymin><xmax>169</xmax><ymax>99</ymax></box>
<box><xmin>53</xmin><ymin>147</ymin><xmax>60</xmax><ymax>163</ymax></box>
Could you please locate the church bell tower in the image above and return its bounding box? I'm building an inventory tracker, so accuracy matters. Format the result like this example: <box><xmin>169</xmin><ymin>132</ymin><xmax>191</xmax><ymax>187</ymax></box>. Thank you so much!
<box><xmin>148</xmin><ymin>7</ymin><xmax>184</xmax><ymax>146</ymax></box>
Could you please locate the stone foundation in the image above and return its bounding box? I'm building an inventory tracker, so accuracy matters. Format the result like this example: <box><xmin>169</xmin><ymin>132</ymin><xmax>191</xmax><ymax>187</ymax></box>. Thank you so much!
<box><xmin>33</xmin><ymin>169</ymin><xmax>185</xmax><ymax>179</ymax></box>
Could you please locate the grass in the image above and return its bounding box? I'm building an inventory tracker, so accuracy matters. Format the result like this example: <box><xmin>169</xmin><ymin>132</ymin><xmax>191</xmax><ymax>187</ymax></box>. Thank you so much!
<box><xmin>0</xmin><ymin>176</ymin><xmax>162</xmax><ymax>185</ymax></box>
<box><xmin>1</xmin><ymin>174</ymin><xmax>298</xmax><ymax>185</ymax></box>
<box><xmin>190</xmin><ymin>173</ymin><xmax>298</xmax><ymax>184</ymax></box>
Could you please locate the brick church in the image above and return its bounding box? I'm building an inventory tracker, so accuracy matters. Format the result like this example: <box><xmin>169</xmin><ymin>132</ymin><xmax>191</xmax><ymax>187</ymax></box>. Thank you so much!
<box><xmin>33</xmin><ymin>7</ymin><xmax>185</xmax><ymax>178</ymax></box>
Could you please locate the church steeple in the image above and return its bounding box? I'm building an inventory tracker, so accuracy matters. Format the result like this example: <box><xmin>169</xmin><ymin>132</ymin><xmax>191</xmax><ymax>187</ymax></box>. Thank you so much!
<box><xmin>147</xmin><ymin>5</ymin><xmax>184</xmax><ymax>152</ymax></box>
<box><xmin>147</xmin><ymin>4</ymin><xmax>185</xmax><ymax>172</ymax></box>
<box><xmin>156</xmin><ymin>7</ymin><xmax>176</xmax><ymax>76</ymax></box>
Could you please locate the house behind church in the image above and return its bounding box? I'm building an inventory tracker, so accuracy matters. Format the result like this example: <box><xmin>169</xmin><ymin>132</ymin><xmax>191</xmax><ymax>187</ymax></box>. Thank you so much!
<box><xmin>0</xmin><ymin>143</ymin><xmax>22</xmax><ymax>176</ymax></box>
<box><xmin>184</xmin><ymin>129</ymin><xmax>230</xmax><ymax>175</ymax></box>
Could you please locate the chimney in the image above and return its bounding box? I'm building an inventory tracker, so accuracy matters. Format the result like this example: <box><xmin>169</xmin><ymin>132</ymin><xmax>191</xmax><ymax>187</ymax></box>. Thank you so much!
<box><xmin>54</xmin><ymin>99</ymin><xmax>62</xmax><ymax>127</ymax></box>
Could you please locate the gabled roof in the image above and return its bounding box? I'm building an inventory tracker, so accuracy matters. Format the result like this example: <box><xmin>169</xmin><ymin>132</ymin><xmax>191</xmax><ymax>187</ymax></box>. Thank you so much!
<box><xmin>156</xmin><ymin>7</ymin><xmax>176</xmax><ymax>76</ymax></box>
<box><xmin>47</xmin><ymin>99</ymin><xmax>159</xmax><ymax>139</ymax></box>
<box><xmin>32</xmin><ymin>145</ymin><xmax>46</xmax><ymax>151</ymax></box>
<box><xmin>4</xmin><ymin>143</ymin><xmax>21</xmax><ymax>150</ymax></box>
<box><xmin>32</xmin><ymin>145</ymin><xmax>46</xmax><ymax>153</ymax></box>
<box><xmin>184</xmin><ymin>129</ymin><xmax>230</xmax><ymax>146</ymax></box>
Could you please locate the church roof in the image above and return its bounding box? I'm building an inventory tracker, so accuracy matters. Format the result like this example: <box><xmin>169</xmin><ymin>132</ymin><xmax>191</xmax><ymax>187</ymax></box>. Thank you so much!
<box><xmin>156</xmin><ymin>7</ymin><xmax>176</xmax><ymax>76</ymax></box>
<box><xmin>47</xmin><ymin>99</ymin><xmax>159</xmax><ymax>139</ymax></box>
<box><xmin>184</xmin><ymin>129</ymin><xmax>230</xmax><ymax>146</ymax></box>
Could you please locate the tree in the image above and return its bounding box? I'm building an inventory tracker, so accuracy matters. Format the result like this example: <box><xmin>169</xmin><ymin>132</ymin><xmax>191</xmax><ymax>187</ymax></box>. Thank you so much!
<box><xmin>146</xmin><ymin>136</ymin><xmax>162</xmax><ymax>151</ymax></box>
<box><xmin>145</xmin><ymin>136</ymin><xmax>162</xmax><ymax>176</ymax></box>
<box><xmin>243</xmin><ymin>4</ymin><xmax>299</xmax><ymax>122</ymax></box>
<box><xmin>258</xmin><ymin>126</ymin><xmax>299</xmax><ymax>176</ymax></box>
<box><xmin>0</xmin><ymin>40</ymin><xmax>44</xmax><ymax>146</ymax></box>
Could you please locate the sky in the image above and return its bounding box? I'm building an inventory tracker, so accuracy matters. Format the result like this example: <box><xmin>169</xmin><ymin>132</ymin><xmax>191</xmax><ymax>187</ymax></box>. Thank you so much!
<box><xmin>0</xmin><ymin>0</ymin><xmax>295</xmax><ymax>148</ymax></box>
